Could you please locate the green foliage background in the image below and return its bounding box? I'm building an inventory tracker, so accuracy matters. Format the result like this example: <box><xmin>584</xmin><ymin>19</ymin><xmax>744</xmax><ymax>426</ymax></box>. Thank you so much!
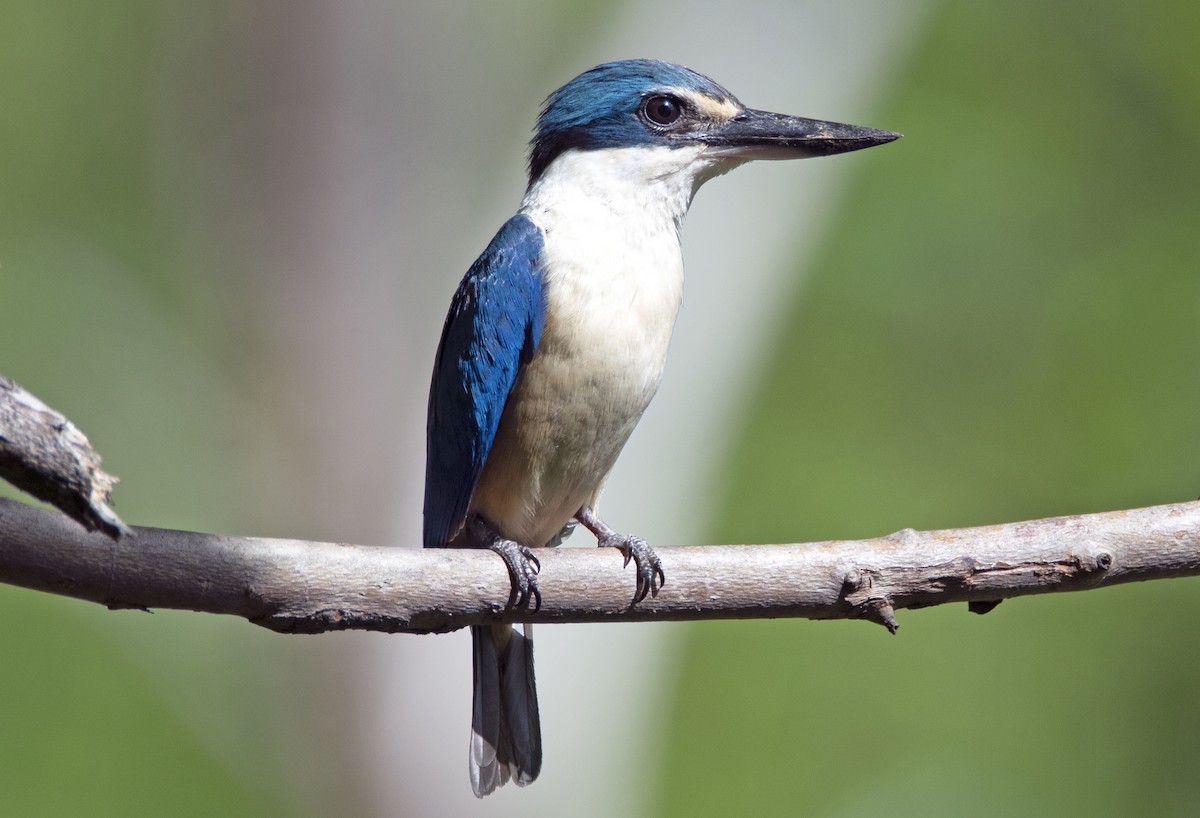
<box><xmin>661</xmin><ymin>3</ymin><xmax>1200</xmax><ymax>816</ymax></box>
<box><xmin>2</xmin><ymin>2</ymin><xmax>1198</xmax><ymax>816</ymax></box>
<box><xmin>0</xmin><ymin>4</ymin><xmax>338</xmax><ymax>816</ymax></box>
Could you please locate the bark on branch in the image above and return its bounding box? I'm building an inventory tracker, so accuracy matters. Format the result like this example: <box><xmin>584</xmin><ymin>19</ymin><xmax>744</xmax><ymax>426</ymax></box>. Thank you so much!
<box><xmin>0</xmin><ymin>375</ymin><xmax>126</xmax><ymax>537</ymax></box>
<box><xmin>1</xmin><ymin>495</ymin><xmax>1198</xmax><ymax>635</ymax></box>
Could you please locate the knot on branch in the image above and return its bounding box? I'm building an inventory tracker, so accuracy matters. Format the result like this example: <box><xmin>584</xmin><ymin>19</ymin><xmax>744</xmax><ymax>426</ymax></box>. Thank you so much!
<box><xmin>1072</xmin><ymin>550</ymin><xmax>1114</xmax><ymax>575</ymax></box>
<box><xmin>840</xmin><ymin>566</ymin><xmax>899</xmax><ymax>634</ymax></box>
<box><xmin>981</xmin><ymin>550</ymin><xmax>1113</xmax><ymax>591</ymax></box>
<box><xmin>835</xmin><ymin>549</ymin><xmax>1115</xmax><ymax>632</ymax></box>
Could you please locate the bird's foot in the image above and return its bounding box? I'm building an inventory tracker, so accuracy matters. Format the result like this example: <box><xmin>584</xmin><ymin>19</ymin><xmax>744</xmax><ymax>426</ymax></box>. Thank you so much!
<box><xmin>575</xmin><ymin>506</ymin><xmax>665</xmax><ymax>605</ymax></box>
<box><xmin>491</xmin><ymin>540</ymin><xmax>542</xmax><ymax>611</ymax></box>
<box><xmin>610</xmin><ymin>534</ymin><xmax>665</xmax><ymax>605</ymax></box>
<box><xmin>467</xmin><ymin>516</ymin><xmax>541</xmax><ymax>611</ymax></box>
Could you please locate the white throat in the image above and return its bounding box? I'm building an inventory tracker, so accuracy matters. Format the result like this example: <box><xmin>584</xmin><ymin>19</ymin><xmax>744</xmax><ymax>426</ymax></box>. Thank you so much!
<box><xmin>516</xmin><ymin>146</ymin><xmax>716</xmax><ymax>370</ymax></box>
<box><xmin>520</xmin><ymin>144</ymin><xmax>724</xmax><ymax>237</ymax></box>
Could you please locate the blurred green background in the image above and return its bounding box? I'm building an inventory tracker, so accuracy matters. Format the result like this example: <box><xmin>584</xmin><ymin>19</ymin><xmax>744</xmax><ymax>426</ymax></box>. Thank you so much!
<box><xmin>2</xmin><ymin>2</ymin><xmax>1198</xmax><ymax>817</ymax></box>
<box><xmin>663</xmin><ymin>3</ymin><xmax>1200</xmax><ymax>817</ymax></box>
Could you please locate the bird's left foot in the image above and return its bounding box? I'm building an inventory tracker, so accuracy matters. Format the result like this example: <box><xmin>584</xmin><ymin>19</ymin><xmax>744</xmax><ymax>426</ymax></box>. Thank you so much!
<box><xmin>611</xmin><ymin>535</ymin><xmax>665</xmax><ymax>605</ymax></box>
<box><xmin>575</xmin><ymin>506</ymin><xmax>665</xmax><ymax>605</ymax></box>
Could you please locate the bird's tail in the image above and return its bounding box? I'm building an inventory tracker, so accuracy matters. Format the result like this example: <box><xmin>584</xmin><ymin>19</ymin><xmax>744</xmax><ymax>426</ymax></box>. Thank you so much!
<box><xmin>469</xmin><ymin>623</ymin><xmax>542</xmax><ymax>797</ymax></box>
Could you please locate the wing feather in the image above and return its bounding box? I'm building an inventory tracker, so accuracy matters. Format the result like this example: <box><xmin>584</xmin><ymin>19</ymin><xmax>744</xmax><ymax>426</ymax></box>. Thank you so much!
<box><xmin>423</xmin><ymin>214</ymin><xmax>545</xmax><ymax>549</ymax></box>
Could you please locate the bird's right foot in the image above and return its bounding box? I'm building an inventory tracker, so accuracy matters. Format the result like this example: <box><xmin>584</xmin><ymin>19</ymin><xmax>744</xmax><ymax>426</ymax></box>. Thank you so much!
<box><xmin>490</xmin><ymin>540</ymin><xmax>542</xmax><ymax>611</ymax></box>
<box><xmin>468</xmin><ymin>515</ymin><xmax>542</xmax><ymax>611</ymax></box>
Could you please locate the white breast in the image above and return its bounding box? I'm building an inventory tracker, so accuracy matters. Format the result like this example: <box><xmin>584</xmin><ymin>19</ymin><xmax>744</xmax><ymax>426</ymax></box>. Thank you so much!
<box><xmin>468</xmin><ymin>146</ymin><xmax>706</xmax><ymax>547</ymax></box>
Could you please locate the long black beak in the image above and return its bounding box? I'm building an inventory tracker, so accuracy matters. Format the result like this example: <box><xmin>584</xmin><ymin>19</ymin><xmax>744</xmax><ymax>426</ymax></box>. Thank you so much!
<box><xmin>700</xmin><ymin>108</ymin><xmax>901</xmax><ymax>159</ymax></box>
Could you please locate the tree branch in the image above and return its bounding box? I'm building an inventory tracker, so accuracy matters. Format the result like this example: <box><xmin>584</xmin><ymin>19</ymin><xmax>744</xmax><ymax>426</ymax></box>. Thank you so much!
<box><xmin>2</xmin><ymin>496</ymin><xmax>1198</xmax><ymax>635</ymax></box>
<box><xmin>0</xmin><ymin>374</ymin><xmax>127</xmax><ymax>537</ymax></box>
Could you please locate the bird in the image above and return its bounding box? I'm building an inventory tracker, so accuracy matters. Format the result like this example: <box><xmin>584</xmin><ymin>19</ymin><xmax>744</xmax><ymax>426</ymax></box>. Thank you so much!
<box><xmin>423</xmin><ymin>58</ymin><xmax>899</xmax><ymax>797</ymax></box>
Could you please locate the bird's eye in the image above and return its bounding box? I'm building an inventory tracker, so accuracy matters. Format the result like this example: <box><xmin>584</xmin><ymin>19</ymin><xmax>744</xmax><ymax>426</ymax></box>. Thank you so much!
<box><xmin>643</xmin><ymin>95</ymin><xmax>682</xmax><ymax>126</ymax></box>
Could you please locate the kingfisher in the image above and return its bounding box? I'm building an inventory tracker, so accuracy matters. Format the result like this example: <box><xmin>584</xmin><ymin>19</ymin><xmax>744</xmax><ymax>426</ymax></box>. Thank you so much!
<box><xmin>424</xmin><ymin>59</ymin><xmax>899</xmax><ymax>796</ymax></box>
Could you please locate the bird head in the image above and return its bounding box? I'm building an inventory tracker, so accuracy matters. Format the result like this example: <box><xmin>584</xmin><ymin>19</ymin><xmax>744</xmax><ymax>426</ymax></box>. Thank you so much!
<box><xmin>527</xmin><ymin>59</ymin><xmax>900</xmax><ymax>186</ymax></box>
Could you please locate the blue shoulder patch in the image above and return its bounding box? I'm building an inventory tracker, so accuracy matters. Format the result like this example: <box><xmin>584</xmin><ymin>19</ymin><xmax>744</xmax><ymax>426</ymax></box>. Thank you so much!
<box><xmin>424</xmin><ymin>214</ymin><xmax>546</xmax><ymax>549</ymax></box>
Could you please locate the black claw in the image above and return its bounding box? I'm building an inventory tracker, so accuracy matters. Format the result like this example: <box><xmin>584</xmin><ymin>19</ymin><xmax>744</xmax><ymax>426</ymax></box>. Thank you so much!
<box><xmin>574</xmin><ymin>507</ymin><xmax>665</xmax><ymax>607</ymax></box>
<box><xmin>602</xmin><ymin>534</ymin><xmax>664</xmax><ymax>606</ymax></box>
<box><xmin>489</xmin><ymin>540</ymin><xmax>543</xmax><ymax>612</ymax></box>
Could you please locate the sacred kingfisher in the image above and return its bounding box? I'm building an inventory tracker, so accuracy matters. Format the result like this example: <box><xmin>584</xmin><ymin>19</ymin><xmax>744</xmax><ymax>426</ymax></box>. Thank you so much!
<box><xmin>424</xmin><ymin>59</ymin><xmax>899</xmax><ymax>796</ymax></box>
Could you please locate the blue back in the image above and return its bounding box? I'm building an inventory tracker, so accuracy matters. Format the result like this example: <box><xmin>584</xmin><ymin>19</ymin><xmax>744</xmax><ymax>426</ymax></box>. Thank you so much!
<box><xmin>528</xmin><ymin>59</ymin><xmax>738</xmax><ymax>181</ymax></box>
<box><xmin>424</xmin><ymin>214</ymin><xmax>546</xmax><ymax>549</ymax></box>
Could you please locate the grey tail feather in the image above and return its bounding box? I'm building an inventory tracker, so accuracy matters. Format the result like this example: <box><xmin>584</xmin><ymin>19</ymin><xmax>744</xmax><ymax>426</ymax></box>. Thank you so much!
<box><xmin>469</xmin><ymin>623</ymin><xmax>542</xmax><ymax>797</ymax></box>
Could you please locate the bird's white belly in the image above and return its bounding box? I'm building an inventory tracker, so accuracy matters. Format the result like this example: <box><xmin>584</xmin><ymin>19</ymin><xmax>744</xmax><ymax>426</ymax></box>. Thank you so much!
<box><xmin>470</xmin><ymin>221</ymin><xmax>684</xmax><ymax>547</ymax></box>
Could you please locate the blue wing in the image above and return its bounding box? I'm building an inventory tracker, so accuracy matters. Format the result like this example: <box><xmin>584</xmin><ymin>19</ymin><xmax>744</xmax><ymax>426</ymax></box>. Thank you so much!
<box><xmin>424</xmin><ymin>214</ymin><xmax>546</xmax><ymax>549</ymax></box>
